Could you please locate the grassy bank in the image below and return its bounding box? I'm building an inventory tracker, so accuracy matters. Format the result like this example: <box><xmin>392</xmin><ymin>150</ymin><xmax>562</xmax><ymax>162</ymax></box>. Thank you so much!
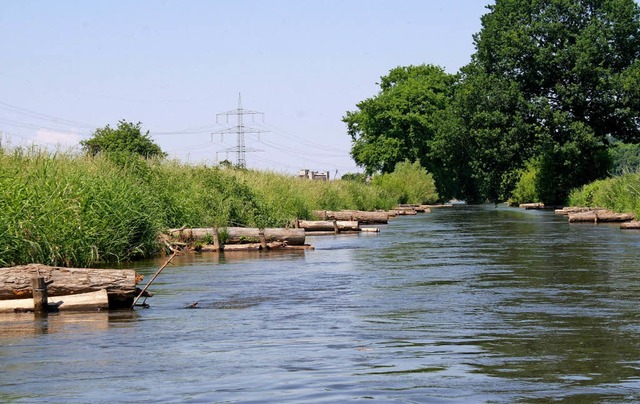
<box><xmin>0</xmin><ymin>149</ymin><xmax>436</xmax><ymax>267</ymax></box>
<box><xmin>568</xmin><ymin>172</ymin><xmax>640</xmax><ymax>217</ymax></box>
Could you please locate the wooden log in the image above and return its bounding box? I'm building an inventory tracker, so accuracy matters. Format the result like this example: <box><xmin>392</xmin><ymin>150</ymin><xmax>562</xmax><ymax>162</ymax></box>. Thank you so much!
<box><xmin>168</xmin><ymin>227</ymin><xmax>306</xmax><ymax>246</ymax></box>
<box><xmin>297</xmin><ymin>220</ymin><xmax>360</xmax><ymax>232</ymax></box>
<box><xmin>555</xmin><ymin>207</ymin><xmax>595</xmax><ymax>215</ymax></box>
<box><xmin>568</xmin><ymin>210</ymin><xmax>635</xmax><ymax>223</ymax></box>
<box><xmin>389</xmin><ymin>208</ymin><xmax>418</xmax><ymax>216</ymax></box>
<box><xmin>311</xmin><ymin>210</ymin><xmax>389</xmax><ymax>224</ymax></box>
<box><xmin>201</xmin><ymin>241</ymin><xmax>313</xmax><ymax>252</ymax></box>
<box><xmin>361</xmin><ymin>227</ymin><xmax>380</xmax><ymax>233</ymax></box>
<box><xmin>621</xmin><ymin>221</ymin><xmax>640</xmax><ymax>230</ymax></box>
<box><xmin>0</xmin><ymin>264</ymin><xmax>143</xmax><ymax>303</ymax></box>
<box><xmin>519</xmin><ymin>202</ymin><xmax>545</xmax><ymax>209</ymax></box>
<box><xmin>0</xmin><ymin>289</ymin><xmax>109</xmax><ymax>313</ymax></box>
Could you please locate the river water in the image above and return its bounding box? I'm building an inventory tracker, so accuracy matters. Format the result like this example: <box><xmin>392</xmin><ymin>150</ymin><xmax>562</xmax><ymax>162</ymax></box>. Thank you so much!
<box><xmin>2</xmin><ymin>205</ymin><xmax>640</xmax><ymax>403</ymax></box>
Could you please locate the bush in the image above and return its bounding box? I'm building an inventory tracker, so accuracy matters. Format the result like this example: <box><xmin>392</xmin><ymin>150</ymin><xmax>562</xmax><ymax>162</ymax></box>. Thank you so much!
<box><xmin>508</xmin><ymin>159</ymin><xmax>540</xmax><ymax>206</ymax></box>
<box><xmin>371</xmin><ymin>161</ymin><xmax>439</xmax><ymax>205</ymax></box>
<box><xmin>568</xmin><ymin>172</ymin><xmax>640</xmax><ymax>217</ymax></box>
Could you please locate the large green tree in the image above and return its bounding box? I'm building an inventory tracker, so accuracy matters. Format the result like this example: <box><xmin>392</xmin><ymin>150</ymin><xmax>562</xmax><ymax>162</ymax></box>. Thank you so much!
<box><xmin>450</xmin><ymin>0</ymin><xmax>640</xmax><ymax>204</ymax></box>
<box><xmin>81</xmin><ymin>120</ymin><xmax>167</xmax><ymax>158</ymax></box>
<box><xmin>343</xmin><ymin>65</ymin><xmax>455</xmax><ymax>177</ymax></box>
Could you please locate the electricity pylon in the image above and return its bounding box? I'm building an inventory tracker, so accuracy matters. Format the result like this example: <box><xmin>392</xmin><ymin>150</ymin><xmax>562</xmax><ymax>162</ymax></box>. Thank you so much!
<box><xmin>213</xmin><ymin>93</ymin><xmax>267</xmax><ymax>168</ymax></box>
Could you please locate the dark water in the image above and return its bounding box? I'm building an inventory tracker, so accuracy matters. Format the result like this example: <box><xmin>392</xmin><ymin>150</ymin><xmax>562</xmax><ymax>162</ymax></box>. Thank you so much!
<box><xmin>2</xmin><ymin>205</ymin><xmax>640</xmax><ymax>403</ymax></box>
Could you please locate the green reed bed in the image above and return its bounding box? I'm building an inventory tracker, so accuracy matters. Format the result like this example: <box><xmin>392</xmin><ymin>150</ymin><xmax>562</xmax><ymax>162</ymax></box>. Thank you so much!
<box><xmin>568</xmin><ymin>172</ymin><xmax>640</xmax><ymax>217</ymax></box>
<box><xmin>0</xmin><ymin>149</ymin><xmax>434</xmax><ymax>267</ymax></box>
<box><xmin>0</xmin><ymin>149</ymin><xmax>162</xmax><ymax>267</ymax></box>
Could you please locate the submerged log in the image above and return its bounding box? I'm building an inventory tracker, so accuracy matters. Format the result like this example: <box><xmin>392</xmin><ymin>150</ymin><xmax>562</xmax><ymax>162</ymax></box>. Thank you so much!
<box><xmin>311</xmin><ymin>210</ymin><xmax>389</xmax><ymax>224</ymax></box>
<box><xmin>0</xmin><ymin>265</ymin><xmax>144</xmax><ymax>306</ymax></box>
<box><xmin>169</xmin><ymin>227</ymin><xmax>306</xmax><ymax>246</ymax></box>
<box><xmin>0</xmin><ymin>289</ymin><xmax>109</xmax><ymax>313</ymax></box>
<box><xmin>297</xmin><ymin>220</ymin><xmax>360</xmax><ymax>232</ymax></box>
<box><xmin>568</xmin><ymin>210</ymin><xmax>635</xmax><ymax>223</ymax></box>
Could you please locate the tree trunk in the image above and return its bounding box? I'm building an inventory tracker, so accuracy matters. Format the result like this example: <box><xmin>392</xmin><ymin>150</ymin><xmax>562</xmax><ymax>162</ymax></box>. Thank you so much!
<box><xmin>0</xmin><ymin>289</ymin><xmax>109</xmax><ymax>313</ymax></box>
<box><xmin>169</xmin><ymin>227</ymin><xmax>306</xmax><ymax>246</ymax></box>
<box><xmin>621</xmin><ymin>220</ymin><xmax>640</xmax><ymax>230</ymax></box>
<box><xmin>0</xmin><ymin>264</ymin><xmax>144</xmax><ymax>308</ymax></box>
<box><xmin>312</xmin><ymin>211</ymin><xmax>389</xmax><ymax>224</ymax></box>
<box><xmin>568</xmin><ymin>210</ymin><xmax>635</xmax><ymax>223</ymax></box>
<box><xmin>297</xmin><ymin>220</ymin><xmax>360</xmax><ymax>232</ymax></box>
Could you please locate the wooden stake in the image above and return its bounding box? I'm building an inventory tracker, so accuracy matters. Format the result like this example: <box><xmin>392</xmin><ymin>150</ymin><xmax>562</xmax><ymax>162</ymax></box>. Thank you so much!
<box><xmin>31</xmin><ymin>277</ymin><xmax>48</xmax><ymax>314</ymax></box>
<box><xmin>212</xmin><ymin>227</ymin><xmax>220</xmax><ymax>251</ymax></box>
<box><xmin>258</xmin><ymin>229</ymin><xmax>267</xmax><ymax>250</ymax></box>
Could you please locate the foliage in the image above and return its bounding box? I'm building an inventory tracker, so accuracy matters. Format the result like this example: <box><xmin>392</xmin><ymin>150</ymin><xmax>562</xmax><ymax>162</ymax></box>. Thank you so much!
<box><xmin>508</xmin><ymin>159</ymin><xmax>540</xmax><ymax>206</ymax></box>
<box><xmin>610</xmin><ymin>142</ymin><xmax>640</xmax><ymax>175</ymax></box>
<box><xmin>431</xmin><ymin>0</ymin><xmax>640</xmax><ymax>205</ymax></box>
<box><xmin>81</xmin><ymin>120</ymin><xmax>167</xmax><ymax>159</ymax></box>
<box><xmin>569</xmin><ymin>172</ymin><xmax>640</xmax><ymax>217</ymax></box>
<box><xmin>371</xmin><ymin>161</ymin><xmax>439</xmax><ymax>205</ymax></box>
<box><xmin>343</xmin><ymin>64</ymin><xmax>455</xmax><ymax>176</ymax></box>
<box><xmin>340</xmin><ymin>172</ymin><xmax>368</xmax><ymax>183</ymax></box>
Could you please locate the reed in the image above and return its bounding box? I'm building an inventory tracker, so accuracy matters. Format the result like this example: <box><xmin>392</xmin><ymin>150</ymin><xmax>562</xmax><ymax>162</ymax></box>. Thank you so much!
<box><xmin>568</xmin><ymin>171</ymin><xmax>640</xmax><ymax>217</ymax></box>
<box><xmin>0</xmin><ymin>147</ymin><xmax>434</xmax><ymax>267</ymax></box>
<box><xmin>0</xmin><ymin>148</ymin><xmax>162</xmax><ymax>267</ymax></box>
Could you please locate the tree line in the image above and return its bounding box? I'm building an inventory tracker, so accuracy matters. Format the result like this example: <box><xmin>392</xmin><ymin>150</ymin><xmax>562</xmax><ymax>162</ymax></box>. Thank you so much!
<box><xmin>344</xmin><ymin>0</ymin><xmax>640</xmax><ymax>205</ymax></box>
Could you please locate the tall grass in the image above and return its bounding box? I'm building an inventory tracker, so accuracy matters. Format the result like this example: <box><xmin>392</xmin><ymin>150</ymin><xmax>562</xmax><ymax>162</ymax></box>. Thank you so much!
<box><xmin>0</xmin><ymin>147</ymin><xmax>435</xmax><ymax>267</ymax></box>
<box><xmin>0</xmin><ymin>148</ymin><xmax>162</xmax><ymax>267</ymax></box>
<box><xmin>568</xmin><ymin>171</ymin><xmax>640</xmax><ymax>217</ymax></box>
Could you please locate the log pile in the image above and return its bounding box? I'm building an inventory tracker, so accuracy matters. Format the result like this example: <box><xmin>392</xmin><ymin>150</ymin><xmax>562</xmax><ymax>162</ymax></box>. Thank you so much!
<box><xmin>0</xmin><ymin>264</ymin><xmax>147</xmax><ymax>309</ymax></box>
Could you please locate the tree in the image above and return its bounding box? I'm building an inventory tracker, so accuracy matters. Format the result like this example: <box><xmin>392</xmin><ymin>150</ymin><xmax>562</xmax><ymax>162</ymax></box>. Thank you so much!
<box><xmin>453</xmin><ymin>0</ymin><xmax>640</xmax><ymax>204</ymax></box>
<box><xmin>81</xmin><ymin>120</ymin><xmax>167</xmax><ymax>158</ymax></box>
<box><xmin>343</xmin><ymin>65</ymin><xmax>455</xmax><ymax>176</ymax></box>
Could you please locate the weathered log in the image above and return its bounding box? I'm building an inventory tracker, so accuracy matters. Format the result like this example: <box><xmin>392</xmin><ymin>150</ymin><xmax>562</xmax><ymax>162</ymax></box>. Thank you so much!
<box><xmin>621</xmin><ymin>220</ymin><xmax>640</xmax><ymax>230</ymax></box>
<box><xmin>519</xmin><ymin>202</ymin><xmax>545</xmax><ymax>209</ymax></box>
<box><xmin>199</xmin><ymin>242</ymin><xmax>314</xmax><ymax>252</ymax></box>
<box><xmin>568</xmin><ymin>210</ymin><xmax>635</xmax><ymax>223</ymax></box>
<box><xmin>297</xmin><ymin>220</ymin><xmax>360</xmax><ymax>232</ymax></box>
<box><xmin>168</xmin><ymin>227</ymin><xmax>306</xmax><ymax>246</ymax></box>
<box><xmin>389</xmin><ymin>208</ymin><xmax>418</xmax><ymax>216</ymax></box>
<box><xmin>555</xmin><ymin>207</ymin><xmax>596</xmax><ymax>215</ymax></box>
<box><xmin>361</xmin><ymin>227</ymin><xmax>380</xmax><ymax>233</ymax></box>
<box><xmin>0</xmin><ymin>265</ymin><xmax>143</xmax><ymax>306</ymax></box>
<box><xmin>0</xmin><ymin>289</ymin><xmax>109</xmax><ymax>313</ymax></box>
<box><xmin>311</xmin><ymin>211</ymin><xmax>389</xmax><ymax>224</ymax></box>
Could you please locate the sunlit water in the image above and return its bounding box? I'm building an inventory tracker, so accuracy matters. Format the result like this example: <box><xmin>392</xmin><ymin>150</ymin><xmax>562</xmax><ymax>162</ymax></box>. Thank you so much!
<box><xmin>2</xmin><ymin>205</ymin><xmax>640</xmax><ymax>403</ymax></box>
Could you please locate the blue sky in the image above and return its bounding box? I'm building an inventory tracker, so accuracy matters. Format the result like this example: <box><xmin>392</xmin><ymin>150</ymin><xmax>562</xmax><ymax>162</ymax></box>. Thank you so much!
<box><xmin>0</xmin><ymin>1</ymin><xmax>490</xmax><ymax>176</ymax></box>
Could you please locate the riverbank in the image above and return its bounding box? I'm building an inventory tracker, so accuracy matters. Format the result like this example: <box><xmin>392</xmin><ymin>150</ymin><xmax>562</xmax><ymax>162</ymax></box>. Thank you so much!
<box><xmin>0</xmin><ymin>148</ymin><xmax>438</xmax><ymax>267</ymax></box>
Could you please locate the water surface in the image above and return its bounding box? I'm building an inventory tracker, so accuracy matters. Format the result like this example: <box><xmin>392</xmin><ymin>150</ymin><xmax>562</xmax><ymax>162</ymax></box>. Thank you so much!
<box><xmin>2</xmin><ymin>205</ymin><xmax>640</xmax><ymax>402</ymax></box>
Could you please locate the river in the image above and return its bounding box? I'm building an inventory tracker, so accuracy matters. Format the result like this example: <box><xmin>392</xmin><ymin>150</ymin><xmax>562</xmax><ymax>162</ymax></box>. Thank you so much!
<box><xmin>1</xmin><ymin>205</ymin><xmax>640</xmax><ymax>403</ymax></box>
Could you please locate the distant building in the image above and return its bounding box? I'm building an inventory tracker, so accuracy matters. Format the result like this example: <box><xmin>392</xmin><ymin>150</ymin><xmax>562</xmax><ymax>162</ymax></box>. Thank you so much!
<box><xmin>298</xmin><ymin>169</ymin><xmax>330</xmax><ymax>181</ymax></box>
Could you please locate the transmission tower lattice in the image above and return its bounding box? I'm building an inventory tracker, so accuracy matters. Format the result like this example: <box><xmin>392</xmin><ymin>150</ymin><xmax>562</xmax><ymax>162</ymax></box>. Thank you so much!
<box><xmin>212</xmin><ymin>93</ymin><xmax>267</xmax><ymax>168</ymax></box>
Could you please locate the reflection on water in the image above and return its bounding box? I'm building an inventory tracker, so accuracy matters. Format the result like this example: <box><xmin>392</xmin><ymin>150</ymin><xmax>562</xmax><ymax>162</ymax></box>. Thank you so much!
<box><xmin>1</xmin><ymin>205</ymin><xmax>640</xmax><ymax>402</ymax></box>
